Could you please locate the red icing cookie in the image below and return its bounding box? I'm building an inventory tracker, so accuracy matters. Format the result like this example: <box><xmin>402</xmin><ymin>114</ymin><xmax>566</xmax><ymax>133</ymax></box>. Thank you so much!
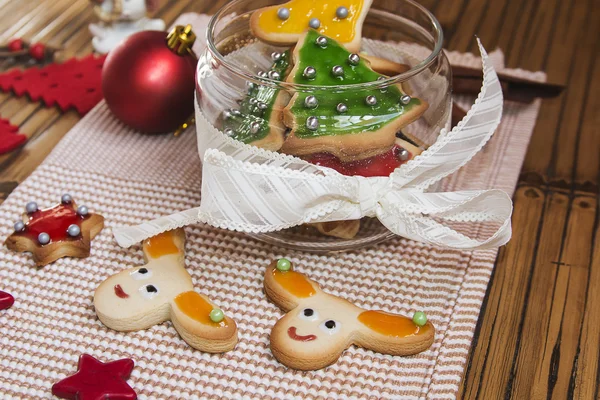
<box><xmin>304</xmin><ymin>137</ymin><xmax>422</xmax><ymax>177</ymax></box>
<box><xmin>0</xmin><ymin>290</ymin><xmax>14</xmax><ymax>311</ymax></box>
<box><xmin>4</xmin><ymin>194</ymin><xmax>104</xmax><ymax>267</ymax></box>
<box><xmin>52</xmin><ymin>354</ymin><xmax>136</xmax><ymax>400</ymax></box>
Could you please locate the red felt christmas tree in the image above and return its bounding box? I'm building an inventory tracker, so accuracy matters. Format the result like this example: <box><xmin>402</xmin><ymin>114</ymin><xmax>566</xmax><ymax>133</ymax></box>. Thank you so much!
<box><xmin>0</xmin><ymin>54</ymin><xmax>106</xmax><ymax>115</ymax></box>
<box><xmin>0</xmin><ymin>118</ymin><xmax>27</xmax><ymax>154</ymax></box>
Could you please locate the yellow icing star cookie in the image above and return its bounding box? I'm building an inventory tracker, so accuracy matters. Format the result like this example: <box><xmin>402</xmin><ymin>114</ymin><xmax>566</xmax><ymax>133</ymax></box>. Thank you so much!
<box><xmin>250</xmin><ymin>0</ymin><xmax>373</xmax><ymax>52</ymax></box>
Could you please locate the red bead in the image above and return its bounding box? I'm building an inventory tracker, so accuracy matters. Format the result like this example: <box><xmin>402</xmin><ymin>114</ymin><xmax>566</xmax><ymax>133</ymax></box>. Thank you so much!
<box><xmin>0</xmin><ymin>290</ymin><xmax>14</xmax><ymax>311</ymax></box>
<box><xmin>102</xmin><ymin>31</ymin><xmax>197</xmax><ymax>134</ymax></box>
<box><xmin>7</xmin><ymin>38</ymin><xmax>23</xmax><ymax>52</ymax></box>
<box><xmin>29</xmin><ymin>42</ymin><xmax>46</xmax><ymax>61</ymax></box>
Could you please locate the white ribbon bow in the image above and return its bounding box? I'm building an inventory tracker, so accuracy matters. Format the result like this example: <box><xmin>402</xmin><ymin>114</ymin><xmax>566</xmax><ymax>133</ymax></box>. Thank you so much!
<box><xmin>113</xmin><ymin>40</ymin><xmax>512</xmax><ymax>250</ymax></box>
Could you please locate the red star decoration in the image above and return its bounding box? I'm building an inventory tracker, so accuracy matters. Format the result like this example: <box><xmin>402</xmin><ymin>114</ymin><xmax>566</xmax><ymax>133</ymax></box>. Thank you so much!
<box><xmin>0</xmin><ymin>54</ymin><xmax>106</xmax><ymax>115</ymax></box>
<box><xmin>52</xmin><ymin>354</ymin><xmax>137</xmax><ymax>400</ymax></box>
<box><xmin>0</xmin><ymin>290</ymin><xmax>15</xmax><ymax>311</ymax></box>
<box><xmin>0</xmin><ymin>118</ymin><xmax>27</xmax><ymax>155</ymax></box>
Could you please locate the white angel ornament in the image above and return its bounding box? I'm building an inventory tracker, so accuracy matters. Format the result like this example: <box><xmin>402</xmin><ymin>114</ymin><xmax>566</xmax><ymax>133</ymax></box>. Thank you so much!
<box><xmin>89</xmin><ymin>0</ymin><xmax>166</xmax><ymax>54</ymax></box>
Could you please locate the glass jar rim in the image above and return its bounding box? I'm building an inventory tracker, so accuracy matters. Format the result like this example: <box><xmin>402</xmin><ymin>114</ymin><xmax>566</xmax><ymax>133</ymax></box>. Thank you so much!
<box><xmin>205</xmin><ymin>0</ymin><xmax>445</xmax><ymax>90</ymax></box>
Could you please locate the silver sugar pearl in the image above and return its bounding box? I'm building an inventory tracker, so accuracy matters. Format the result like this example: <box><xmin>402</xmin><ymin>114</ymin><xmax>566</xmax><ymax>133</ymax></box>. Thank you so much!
<box><xmin>306</xmin><ymin>116</ymin><xmax>319</xmax><ymax>131</ymax></box>
<box><xmin>231</xmin><ymin>109</ymin><xmax>242</xmax><ymax>116</ymax></box>
<box><xmin>309</xmin><ymin>18</ymin><xmax>321</xmax><ymax>29</ymax></box>
<box><xmin>268</xmin><ymin>70</ymin><xmax>281</xmax><ymax>80</ymax></box>
<box><xmin>258</xmin><ymin>71</ymin><xmax>268</xmax><ymax>78</ymax></box>
<box><xmin>246</xmin><ymin>81</ymin><xmax>255</xmax><ymax>90</ymax></box>
<box><xmin>25</xmin><ymin>201</ymin><xmax>38</xmax><ymax>213</ymax></box>
<box><xmin>277</xmin><ymin>7</ymin><xmax>290</xmax><ymax>20</ymax></box>
<box><xmin>77</xmin><ymin>205</ymin><xmax>88</xmax><ymax>216</ymax></box>
<box><xmin>336</xmin><ymin>103</ymin><xmax>348</xmax><ymax>113</ymax></box>
<box><xmin>224</xmin><ymin>128</ymin><xmax>234</xmax><ymax>137</ymax></box>
<box><xmin>257</xmin><ymin>102</ymin><xmax>268</xmax><ymax>110</ymax></box>
<box><xmin>348</xmin><ymin>53</ymin><xmax>360</xmax><ymax>66</ymax></box>
<box><xmin>14</xmin><ymin>221</ymin><xmax>25</xmax><ymax>232</ymax></box>
<box><xmin>250</xmin><ymin>121</ymin><xmax>261</xmax><ymax>134</ymax></box>
<box><xmin>400</xmin><ymin>94</ymin><xmax>412</xmax><ymax>105</ymax></box>
<box><xmin>249</xmin><ymin>98</ymin><xmax>258</xmax><ymax>105</ymax></box>
<box><xmin>61</xmin><ymin>193</ymin><xmax>72</xmax><ymax>204</ymax></box>
<box><xmin>303</xmin><ymin>66</ymin><xmax>317</xmax><ymax>79</ymax></box>
<box><xmin>365</xmin><ymin>95</ymin><xmax>378</xmax><ymax>106</ymax></box>
<box><xmin>316</xmin><ymin>36</ymin><xmax>328</xmax><ymax>47</ymax></box>
<box><xmin>38</xmin><ymin>232</ymin><xmax>50</xmax><ymax>245</ymax></box>
<box><xmin>223</xmin><ymin>110</ymin><xmax>233</xmax><ymax>120</ymax></box>
<box><xmin>67</xmin><ymin>224</ymin><xmax>81</xmax><ymax>237</ymax></box>
<box><xmin>332</xmin><ymin>65</ymin><xmax>344</xmax><ymax>77</ymax></box>
<box><xmin>336</xmin><ymin>6</ymin><xmax>349</xmax><ymax>19</ymax></box>
<box><xmin>271</xmin><ymin>52</ymin><xmax>282</xmax><ymax>62</ymax></box>
<box><xmin>304</xmin><ymin>95</ymin><xmax>319</xmax><ymax>109</ymax></box>
<box><xmin>397</xmin><ymin>148</ymin><xmax>410</xmax><ymax>161</ymax></box>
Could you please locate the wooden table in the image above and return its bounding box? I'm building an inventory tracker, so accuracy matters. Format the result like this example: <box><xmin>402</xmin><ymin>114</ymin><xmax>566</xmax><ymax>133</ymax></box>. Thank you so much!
<box><xmin>0</xmin><ymin>0</ymin><xmax>597</xmax><ymax>398</ymax></box>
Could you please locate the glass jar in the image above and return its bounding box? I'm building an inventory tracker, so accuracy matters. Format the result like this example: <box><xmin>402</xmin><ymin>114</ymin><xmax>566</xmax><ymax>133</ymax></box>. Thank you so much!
<box><xmin>196</xmin><ymin>0</ymin><xmax>451</xmax><ymax>252</ymax></box>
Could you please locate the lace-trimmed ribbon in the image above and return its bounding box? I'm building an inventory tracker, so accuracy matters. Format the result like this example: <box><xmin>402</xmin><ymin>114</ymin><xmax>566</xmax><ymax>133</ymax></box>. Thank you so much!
<box><xmin>113</xmin><ymin>40</ymin><xmax>512</xmax><ymax>250</ymax></box>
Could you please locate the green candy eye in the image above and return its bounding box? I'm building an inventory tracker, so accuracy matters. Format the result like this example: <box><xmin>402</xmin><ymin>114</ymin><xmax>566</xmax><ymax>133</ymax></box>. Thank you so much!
<box><xmin>412</xmin><ymin>311</ymin><xmax>427</xmax><ymax>327</ymax></box>
<box><xmin>276</xmin><ymin>258</ymin><xmax>292</xmax><ymax>271</ymax></box>
<box><xmin>209</xmin><ymin>308</ymin><xmax>225</xmax><ymax>323</ymax></box>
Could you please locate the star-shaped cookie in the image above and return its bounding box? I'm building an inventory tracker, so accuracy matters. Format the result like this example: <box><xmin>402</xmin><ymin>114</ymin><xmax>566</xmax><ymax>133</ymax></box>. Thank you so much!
<box><xmin>4</xmin><ymin>194</ymin><xmax>104</xmax><ymax>267</ymax></box>
<box><xmin>52</xmin><ymin>354</ymin><xmax>137</xmax><ymax>400</ymax></box>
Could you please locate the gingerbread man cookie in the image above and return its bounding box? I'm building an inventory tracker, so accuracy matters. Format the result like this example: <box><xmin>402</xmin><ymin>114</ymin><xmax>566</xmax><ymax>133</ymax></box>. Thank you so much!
<box><xmin>4</xmin><ymin>194</ymin><xmax>104</xmax><ymax>267</ymax></box>
<box><xmin>250</xmin><ymin>0</ymin><xmax>373</xmax><ymax>52</ymax></box>
<box><xmin>94</xmin><ymin>229</ymin><xmax>238</xmax><ymax>353</ymax></box>
<box><xmin>265</xmin><ymin>259</ymin><xmax>435</xmax><ymax>370</ymax></box>
<box><xmin>281</xmin><ymin>30</ymin><xmax>428</xmax><ymax>162</ymax></box>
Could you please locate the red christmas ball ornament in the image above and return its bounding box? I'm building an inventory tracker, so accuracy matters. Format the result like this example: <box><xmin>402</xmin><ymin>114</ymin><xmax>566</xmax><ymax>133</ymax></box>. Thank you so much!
<box><xmin>102</xmin><ymin>25</ymin><xmax>197</xmax><ymax>134</ymax></box>
<box><xmin>8</xmin><ymin>38</ymin><xmax>23</xmax><ymax>52</ymax></box>
<box><xmin>29</xmin><ymin>42</ymin><xmax>46</xmax><ymax>60</ymax></box>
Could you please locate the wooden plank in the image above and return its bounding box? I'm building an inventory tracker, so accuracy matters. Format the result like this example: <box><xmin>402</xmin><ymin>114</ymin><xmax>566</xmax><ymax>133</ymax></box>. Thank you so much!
<box><xmin>0</xmin><ymin>110</ymin><xmax>79</xmax><ymax>182</ymax></box>
<box><xmin>459</xmin><ymin>186</ymin><xmax>546</xmax><ymax>399</ymax></box>
<box><xmin>572</xmin><ymin>215</ymin><xmax>600</xmax><ymax>399</ymax></box>
<box><xmin>520</xmin><ymin>0</ymin><xmax>592</xmax><ymax>182</ymax></box>
<box><xmin>574</xmin><ymin>46</ymin><xmax>600</xmax><ymax>186</ymax></box>
<box><xmin>509</xmin><ymin>193</ymin><xmax>594</xmax><ymax>398</ymax></box>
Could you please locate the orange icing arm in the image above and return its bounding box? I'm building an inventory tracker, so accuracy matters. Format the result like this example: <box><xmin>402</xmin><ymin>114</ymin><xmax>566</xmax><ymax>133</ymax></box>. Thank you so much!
<box><xmin>174</xmin><ymin>291</ymin><xmax>228</xmax><ymax>327</ymax></box>
<box><xmin>143</xmin><ymin>230</ymin><xmax>181</xmax><ymax>259</ymax></box>
<box><xmin>358</xmin><ymin>310</ymin><xmax>431</xmax><ymax>337</ymax></box>
<box><xmin>272</xmin><ymin>268</ymin><xmax>316</xmax><ymax>298</ymax></box>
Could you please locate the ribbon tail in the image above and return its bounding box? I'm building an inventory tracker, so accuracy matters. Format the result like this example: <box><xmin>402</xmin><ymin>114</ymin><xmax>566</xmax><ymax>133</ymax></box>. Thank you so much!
<box><xmin>378</xmin><ymin>189</ymin><xmax>513</xmax><ymax>250</ymax></box>
<box><xmin>112</xmin><ymin>207</ymin><xmax>203</xmax><ymax>248</ymax></box>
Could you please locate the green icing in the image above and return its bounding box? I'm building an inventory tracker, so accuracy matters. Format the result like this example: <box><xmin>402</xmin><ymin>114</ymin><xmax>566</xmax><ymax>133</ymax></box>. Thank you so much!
<box><xmin>223</xmin><ymin>51</ymin><xmax>290</xmax><ymax>143</ymax></box>
<box><xmin>291</xmin><ymin>30</ymin><xmax>421</xmax><ymax>138</ymax></box>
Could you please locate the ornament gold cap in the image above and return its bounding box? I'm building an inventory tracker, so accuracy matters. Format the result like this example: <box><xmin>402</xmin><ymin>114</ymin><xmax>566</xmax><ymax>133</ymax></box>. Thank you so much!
<box><xmin>166</xmin><ymin>25</ymin><xmax>196</xmax><ymax>56</ymax></box>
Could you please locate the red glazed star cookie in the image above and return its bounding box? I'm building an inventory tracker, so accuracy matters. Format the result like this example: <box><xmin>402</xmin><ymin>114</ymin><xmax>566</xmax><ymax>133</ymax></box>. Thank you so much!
<box><xmin>4</xmin><ymin>194</ymin><xmax>104</xmax><ymax>267</ymax></box>
<box><xmin>250</xmin><ymin>0</ymin><xmax>373</xmax><ymax>52</ymax></box>
<box><xmin>265</xmin><ymin>258</ymin><xmax>435</xmax><ymax>370</ymax></box>
<box><xmin>52</xmin><ymin>354</ymin><xmax>137</xmax><ymax>400</ymax></box>
<box><xmin>94</xmin><ymin>229</ymin><xmax>238</xmax><ymax>353</ymax></box>
<box><xmin>0</xmin><ymin>290</ymin><xmax>14</xmax><ymax>311</ymax></box>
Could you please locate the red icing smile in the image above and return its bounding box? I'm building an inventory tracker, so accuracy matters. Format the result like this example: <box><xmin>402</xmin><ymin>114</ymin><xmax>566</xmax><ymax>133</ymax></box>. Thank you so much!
<box><xmin>288</xmin><ymin>326</ymin><xmax>317</xmax><ymax>342</ymax></box>
<box><xmin>114</xmin><ymin>285</ymin><xmax>129</xmax><ymax>299</ymax></box>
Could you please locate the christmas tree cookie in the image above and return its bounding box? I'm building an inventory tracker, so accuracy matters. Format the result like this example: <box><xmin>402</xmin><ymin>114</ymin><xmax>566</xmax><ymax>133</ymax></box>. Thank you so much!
<box><xmin>250</xmin><ymin>0</ymin><xmax>372</xmax><ymax>53</ymax></box>
<box><xmin>222</xmin><ymin>51</ymin><xmax>291</xmax><ymax>151</ymax></box>
<box><xmin>280</xmin><ymin>30</ymin><xmax>428</xmax><ymax>161</ymax></box>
